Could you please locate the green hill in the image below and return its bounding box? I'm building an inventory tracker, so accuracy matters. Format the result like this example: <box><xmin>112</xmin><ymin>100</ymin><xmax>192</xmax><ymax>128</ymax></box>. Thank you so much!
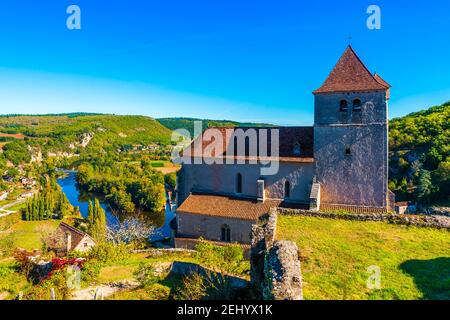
<box><xmin>157</xmin><ymin>117</ymin><xmax>273</xmax><ymax>137</ymax></box>
<box><xmin>389</xmin><ymin>102</ymin><xmax>449</xmax><ymax>204</ymax></box>
<box><xmin>0</xmin><ymin>114</ymin><xmax>173</xmax><ymax>162</ymax></box>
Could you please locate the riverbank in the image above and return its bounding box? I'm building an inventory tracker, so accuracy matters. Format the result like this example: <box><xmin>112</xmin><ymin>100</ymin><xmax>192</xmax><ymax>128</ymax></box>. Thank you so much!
<box><xmin>57</xmin><ymin>171</ymin><xmax>175</xmax><ymax>243</ymax></box>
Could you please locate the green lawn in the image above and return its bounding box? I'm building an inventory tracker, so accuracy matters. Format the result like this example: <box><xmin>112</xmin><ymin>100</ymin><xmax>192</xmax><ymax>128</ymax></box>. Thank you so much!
<box><xmin>277</xmin><ymin>215</ymin><xmax>450</xmax><ymax>300</ymax></box>
<box><xmin>0</xmin><ymin>214</ymin><xmax>60</xmax><ymax>252</ymax></box>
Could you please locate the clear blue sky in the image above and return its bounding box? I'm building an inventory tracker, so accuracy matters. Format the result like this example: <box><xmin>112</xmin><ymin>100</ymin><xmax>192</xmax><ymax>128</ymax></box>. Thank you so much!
<box><xmin>0</xmin><ymin>0</ymin><xmax>449</xmax><ymax>125</ymax></box>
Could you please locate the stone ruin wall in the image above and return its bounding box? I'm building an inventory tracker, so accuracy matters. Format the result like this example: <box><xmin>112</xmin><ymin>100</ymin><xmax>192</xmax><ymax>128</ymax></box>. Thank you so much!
<box><xmin>250</xmin><ymin>209</ymin><xmax>303</xmax><ymax>300</ymax></box>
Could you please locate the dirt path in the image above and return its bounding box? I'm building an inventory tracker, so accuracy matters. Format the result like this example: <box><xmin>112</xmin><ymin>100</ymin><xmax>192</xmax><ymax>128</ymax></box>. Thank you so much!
<box><xmin>71</xmin><ymin>280</ymin><xmax>139</xmax><ymax>300</ymax></box>
<box><xmin>0</xmin><ymin>198</ymin><xmax>26</xmax><ymax>217</ymax></box>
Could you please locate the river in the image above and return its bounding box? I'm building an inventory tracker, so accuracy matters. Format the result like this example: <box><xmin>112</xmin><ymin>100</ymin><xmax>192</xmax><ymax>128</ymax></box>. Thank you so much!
<box><xmin>57</xmin><ymin>171</ymin><xmax>175</xmax><ymax>243</ymax></box>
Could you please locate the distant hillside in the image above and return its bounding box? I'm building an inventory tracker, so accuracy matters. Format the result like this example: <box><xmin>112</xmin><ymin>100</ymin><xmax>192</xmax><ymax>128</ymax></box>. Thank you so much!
<box><xmin>389</xmin><ymin>102</ymin><xmax>449</xmax><ymax>204</ymax></box>
<box><xmin>0</xmin><ymin>115</ymin><xmax>173</xmax><ymax>161</ymax></box>
<box><xmin>157</xmin><ymin>117</ymin><xmax>274</xmax><ymax>137</ymax></box>
<box><xmin>0</xmin><ymin>112</ymin><xmax>104</xmax><ymax>118</ymax></box>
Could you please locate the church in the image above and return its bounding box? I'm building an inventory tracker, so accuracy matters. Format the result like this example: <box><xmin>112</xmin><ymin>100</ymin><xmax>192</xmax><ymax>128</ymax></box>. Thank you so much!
<box><xmin>175</xmin><ymin>46</ymin><xmax>394</xmax><ymax>246</ymax></box>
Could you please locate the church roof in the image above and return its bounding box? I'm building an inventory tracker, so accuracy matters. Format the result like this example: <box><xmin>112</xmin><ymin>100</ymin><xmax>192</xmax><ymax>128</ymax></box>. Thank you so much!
<box><xmin>177</xmin><ymin>193</ymin><xmax>282</xmax><ymax>221</ymax></box>
<box><xmin>373</xmin><ymin>73</ymin><xmax>391</xmax><ymax>88</ymax></box>
<box><xmin>313</xmin><ymin>46</ymin><xmax>390</xmax><ymax>94</ymax></box>
<box><xmin>182</xmin><ymin>126</ymin><xmax>314</xmax><ymax>163</ymax></box>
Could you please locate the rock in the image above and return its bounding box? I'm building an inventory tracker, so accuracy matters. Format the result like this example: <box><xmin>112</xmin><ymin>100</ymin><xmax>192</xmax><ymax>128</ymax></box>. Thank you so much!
<box><xmin>263</xmin><ymin>241</ymin><xmax>303</xmax><ymax>300</ymax></box>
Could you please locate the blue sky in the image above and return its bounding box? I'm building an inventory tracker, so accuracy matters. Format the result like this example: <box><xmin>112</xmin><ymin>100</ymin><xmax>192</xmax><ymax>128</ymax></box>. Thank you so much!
<box><xmin>0</xmin><ymin>0</ymin><xmax>449</xmax><ymax>125</ymax></box>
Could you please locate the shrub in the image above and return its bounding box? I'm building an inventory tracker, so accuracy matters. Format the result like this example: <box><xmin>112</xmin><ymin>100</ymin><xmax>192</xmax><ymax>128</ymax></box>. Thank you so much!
<box><xmin>134</xmin><ymin>263</ymin><xmax>159</xmax><ymax>287</ymax></box>
<box><xmin>195</xmin><ymin>241</ymin><xmax>248</xmax><ymax>276</ymax></box>
<box><xmin>172</xmin><ymin>271</ymin><xmax>236</xmax><ymax>301</ymax></box>
<box><xmin>172</xmin><ymin>273</ymin><xmax>208</xmax><ymax>300</ymax></box>
<box><xmin>87</xmin><ymin>242</ymin><xmax>130</xmax><ymax>264</ymax></box>
<box><xmin>80</xmin><ymin>260</ymin><xmax>102</xmax><ymax>286</ymax></box>
<box><xmin>23</xmin><ymin>268</ymin><xmax>73</xmax><ymax>300</ymax></box>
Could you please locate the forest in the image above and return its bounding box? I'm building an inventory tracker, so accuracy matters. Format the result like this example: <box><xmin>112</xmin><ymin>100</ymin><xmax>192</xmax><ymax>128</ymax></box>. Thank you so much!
<box><xmin>389</xmin><ymin>102</ymin><xmax>449</xmax><ymax>204</ymax></box>
<box><xmin>76</xmin><ymin>154</ymin><xmax>166</xmax><ymax>215</ymax></box>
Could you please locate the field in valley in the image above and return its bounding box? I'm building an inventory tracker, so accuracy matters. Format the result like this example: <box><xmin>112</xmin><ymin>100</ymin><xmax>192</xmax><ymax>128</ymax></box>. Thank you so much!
<box><xmin>277</xmin><ymin>215</ymin><xmax>450</xmax><ymax>300</ymax></box>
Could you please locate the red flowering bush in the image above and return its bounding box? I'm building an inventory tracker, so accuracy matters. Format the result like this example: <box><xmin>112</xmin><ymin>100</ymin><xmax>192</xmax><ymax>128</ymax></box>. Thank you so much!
<box><xmin>45</xmin><ymin>258</ymin><xmax>85</xmax><ymax>280</ymax></box>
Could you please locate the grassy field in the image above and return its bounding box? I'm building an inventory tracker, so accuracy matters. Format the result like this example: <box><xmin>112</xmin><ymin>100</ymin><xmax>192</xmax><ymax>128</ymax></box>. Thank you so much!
<box><xmin>277</xmin><ymin>215</ymin><xmax>450</xmax><ymax>300</ymax></box>
<box><xmin>0</xmin><ymin>214</ymin><xmax>60</xmax><ymax>252</ymax></box>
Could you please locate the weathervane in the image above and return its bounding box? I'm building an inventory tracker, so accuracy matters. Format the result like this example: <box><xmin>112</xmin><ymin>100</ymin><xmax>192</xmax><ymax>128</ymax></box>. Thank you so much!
<box><xmin>348</xmin><ymin>33</ymin><xmax>352</xmax><ymax>45</ymax></box>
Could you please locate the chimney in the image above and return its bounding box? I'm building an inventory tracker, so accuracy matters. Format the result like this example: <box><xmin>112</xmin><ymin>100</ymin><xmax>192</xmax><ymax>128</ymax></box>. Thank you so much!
<box><xmin>66</xmin><ymin>232</ymin><xmax>72</xmax><ymax>253</ymax></box>
<box><xmin>257</xmin><ymin>179</ymin><xmax>265</xmax><ymax>202</ymax></box>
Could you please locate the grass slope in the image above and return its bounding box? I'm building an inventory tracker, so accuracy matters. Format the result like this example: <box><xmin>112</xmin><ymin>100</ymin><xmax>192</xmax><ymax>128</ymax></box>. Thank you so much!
<box><xmin>277</xmin><ymin>215</ymin><xmax>450</xmax><ymax>300</ymax></box>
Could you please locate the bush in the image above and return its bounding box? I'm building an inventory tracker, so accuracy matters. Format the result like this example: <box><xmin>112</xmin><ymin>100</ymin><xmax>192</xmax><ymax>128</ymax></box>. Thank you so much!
<box><xmin>87</xmin><ymin>242</ymin><xmax>130</xmax><ymax>264</ymax></box>
<box><xmin>0</xmin><ymin>263</ymin><xmax>28</xmax><ymax>297</ymax></box>
<box><xmin>23</xmin><ymin>268</ymin><xmax>73</xmax><ymax>300</ymax></box>
<box><xmin>172</xmin><ymin>272</ymin><xmax>208</xmax><ymax>300</ymax></box>
<box><xmin>134</xmin><ymin>263</ymin><xmax>159</xmax><ymax>287</ymax></box>
<box><xmin>164</xmin><ymin>172</ymin><xmax>177</xmax><ymax>190</ymax></box>
<box><xmin>80</xmin><ymin>260</ymin><xmax>102</xmax><ymax>286</ymax></box>
<box><xmin>172</xmin><ymin>271</ymin><xmax>237</xmax><ymax>300</ymax></box>
<box><xmin>195</xmin><ymin>241</ymin><xmax>248</xmax><ymax>276</ymax></box>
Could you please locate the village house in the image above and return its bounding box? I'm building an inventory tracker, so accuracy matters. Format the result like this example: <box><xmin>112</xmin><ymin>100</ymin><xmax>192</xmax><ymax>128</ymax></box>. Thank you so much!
<box><xmin>21</xmin><ymin>178</ymin><xmax>36</xmax><ymax>187</ymax></box>
<box><xmin>395</xmin><ymin>202</ymin><xmax>417</xmax><ymax>215</ymax></box>
<box><xmin>175</xmin><ymin>46</ymin><xmax>394</xmax><ymax>247</ymax></box>
<box><xmin>20</xmin><ymin>191</ymin><xmax>35</xmax><ymax>199</ymax></box>
<box><xmin>50</xmin><ymin>222</ymin><xmax>96</xmax><ymax>255</ymax></box>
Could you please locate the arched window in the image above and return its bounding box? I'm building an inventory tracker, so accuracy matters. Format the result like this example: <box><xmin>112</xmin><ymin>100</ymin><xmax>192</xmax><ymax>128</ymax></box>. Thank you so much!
<box><xmin>293</xmin><ymin>142</ymin><xmax>301</xmax><ymax>156</ymax></box>
<box><xmin>339</xmin><ymin>100</ymin><xmax>348</xmax><ymax>112</ymax></box>
<box><xmin>353</xmin><ymin>99</ymin><xmax>362</xmax><ymax>111</ymax></box>
<box><xmin>236</xmin><ymin>173</ymin><xmax>243</xmax><ymax>194</ymax></box>
<box><xmin>221</xmin><ymin>224</ymin><xmax>231</xmax><ymax>242</ymax></box>
<box><xmin>284</xmin><ymin>181</ymin><xmax>291</xmax><ymax>199</ymax></box>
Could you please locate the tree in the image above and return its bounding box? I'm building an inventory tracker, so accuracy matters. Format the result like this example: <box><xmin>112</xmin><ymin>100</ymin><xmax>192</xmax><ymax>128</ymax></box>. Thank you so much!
<box><xmin>87</xmin><ymin>199</ymin><xmax>107</xmax><ymax>241</ymax></box>
<box><xmin>106</xmin><ymin>216</ymin><xmax>155</xmax><ymax>247</ymax></box>
<box><xmin>164</xmin><ymin>172</ymin><xmax>177</xmax><ymax>190</ymax></box>
<box><xmin>416</xmin><ymin>170</ymin><xmax>433</xmax><ymax>205</ymax></box>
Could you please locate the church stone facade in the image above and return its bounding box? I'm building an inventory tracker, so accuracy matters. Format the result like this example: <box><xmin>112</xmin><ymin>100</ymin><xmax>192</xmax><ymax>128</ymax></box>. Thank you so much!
<box><xmin>175</xmin><ymin>46</ymin><xmax>394</xmax><ymax>246</ymax></box>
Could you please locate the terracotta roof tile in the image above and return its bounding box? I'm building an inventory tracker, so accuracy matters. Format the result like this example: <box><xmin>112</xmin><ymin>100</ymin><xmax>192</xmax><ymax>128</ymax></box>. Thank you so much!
<box><xmin>314</xmin><ymin>46</ymin><xmax>389</xmax><ymax>94</ymax></box>
<box><xmin>373</xmin><ymin>73</ymin><xmax>391</xmax><ymax>88</ymax></box>
<box><xmin>177</xmin><ymin>193</ymin><xmax>282</xmax><ymax>221</ymax></box>
<box><xmin>182</xmin><ymin>126</ymin><xmax>314</xmax><ymax>163</ymax></box>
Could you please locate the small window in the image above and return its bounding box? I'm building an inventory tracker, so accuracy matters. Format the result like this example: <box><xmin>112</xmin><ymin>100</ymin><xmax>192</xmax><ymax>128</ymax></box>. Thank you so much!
<box><xmin>353</xmin><ymin>99</ymin><xmax>362</xmax><ymax>111</ymax></box>
<box><xmin>236</xmin><ymin>173</ymin><xmax>243</xmax><ymax>194</ymax></box>
<box><xmin>284</xmin><ymin>181</ymin><xmax>291</xmax><ymax>199</ymax></box>
<box><xmin>339</xmin><ymin>100</ymin><xmax>348</xmax><ymax>112</ymax></box>
<box><xmin>345</xmin><ymin>147</ymin><xmax>352</xmax><ymax>156</ymax></box>
<box><xmin>221</xmin><ymin>224</ymin><xmax>231</xmax><ymax>242</ymax></box>
<box><xmin>293</xmin><ymin>142</ymin><xmax>301</xmax><ymax>156</ymax></box>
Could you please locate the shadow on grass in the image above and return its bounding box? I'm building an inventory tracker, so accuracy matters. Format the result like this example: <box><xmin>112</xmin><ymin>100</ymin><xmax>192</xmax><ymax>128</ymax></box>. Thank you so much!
<box><xmin>400</xmin><ymin>257</ymin><xmax>450</xmax><ymax>300</ymax></box>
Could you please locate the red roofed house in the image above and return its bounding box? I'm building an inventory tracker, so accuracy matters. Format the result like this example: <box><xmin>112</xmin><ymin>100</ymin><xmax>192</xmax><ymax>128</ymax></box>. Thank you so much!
<box><xmin>176</xmin><ymin>46</ymin><xmax>394</xmax><ymax>247</ymax></box>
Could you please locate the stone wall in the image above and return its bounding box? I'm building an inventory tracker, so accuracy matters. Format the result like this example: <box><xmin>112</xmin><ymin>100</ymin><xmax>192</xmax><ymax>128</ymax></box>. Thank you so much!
<box><xmin>314</xmin><ymin>91</ymin><xmax>389</xmax><ymax>209</ymax></box>
<box><xmin>277</xmin><ymin>208</ymin><xmax>450</xmax><ymax>229</ymax></box>
<box><xmin>177</xmin><ymin>212</ymin><xmax>256</xmax><ymax>244</ymax></box>
<box><xmin>250</xmin><ymin>209</ymin><xmax>303</xmax><ymax>300</ymax></box>
<box><xmin>178</xmin><ymin>162</ymin><xmax>314</xmax><ymax>205</ymax></box>
<box><xmin>264</xmin><ymin>241</ymin><xmax>303</xmax><ymax>300</ymax></box>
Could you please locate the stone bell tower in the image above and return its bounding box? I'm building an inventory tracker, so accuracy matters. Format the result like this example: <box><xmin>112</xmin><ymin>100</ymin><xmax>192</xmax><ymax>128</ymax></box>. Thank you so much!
<box><xmin>312</xmin><ymin>46</ymin><xmax>392</xmax><ymax>212</ymax></box>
